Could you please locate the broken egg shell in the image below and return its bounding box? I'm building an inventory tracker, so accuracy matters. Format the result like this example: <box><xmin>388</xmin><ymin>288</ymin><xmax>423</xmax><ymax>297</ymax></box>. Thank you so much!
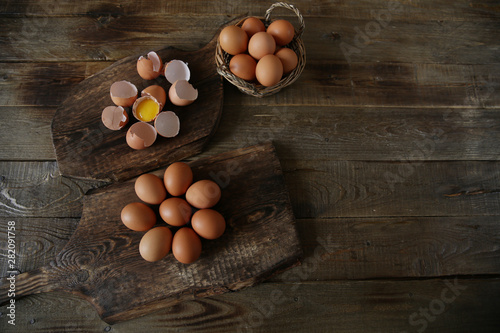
<box><xmin>101</xmin><ymin>106</ymin><xmax>129</xmax><ymax>130</ymax></box>
<box><xmin>141</xmin><ymin>85</ymin><xmax>167</xmax><ymax>111</ymax></box>
<box><xmin>132</xmin><ymin>95</ymin><xmax>161</xmax><ymax>122</ymax></box>
<box><xmin>169</xmin><ymin>80</ymin><xmax>198</xmax><ymax>106</ymax></box>
<box><xmin>164</xmin><ymin>60</ymin><xmax>190</xmax><ymax>84</ymax></box>
<box><xmin>110</xmin><ymin>80</ymin><xmax>138</xmax><ymax>107</ymax></box>
<box><xmin>137</xmin><ymin>51</ymin><xmax>163</xmax><ymax>80</ymax></box>
<box><xmin>126</xmin><ymin>122</ymin><xmax>157</xmax><ymax>150</ymax></box>
<box><xmin>154</xmin><ymin>111</ymin><xmax>180</xmax><ymax>138</ymax></box>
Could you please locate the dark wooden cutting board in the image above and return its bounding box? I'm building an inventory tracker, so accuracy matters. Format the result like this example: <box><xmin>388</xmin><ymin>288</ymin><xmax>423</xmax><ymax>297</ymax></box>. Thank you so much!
<box><xmin>51</xmin><ymin>27</ymin><xmax>224</xmax><ymax>182</ymax></box>
<box><xmin>0</xmin><ymin>143</ymin><xmax>302</xmax><ymax>324</ymax></box>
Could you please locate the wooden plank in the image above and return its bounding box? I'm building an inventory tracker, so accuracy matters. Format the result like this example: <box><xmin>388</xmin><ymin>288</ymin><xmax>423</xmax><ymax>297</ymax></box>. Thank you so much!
<box><xmin>0</xmin><ymin>143</ymin><xmax>302</xmax><ymax>324</ymax></box>
<box><xmin>283</xmin><ymin>160</ymin><xmax>500</xmax><ymax>218</ymax></box>
<box><xmin>1</xmin><ymin>159</ymin><xmax>500</xmax><ymax>218</ymax></box>
<box><xmin>1</xmin><ymin>279</ymin><xmax>499</xmax><ymax>332</ymax></box>
<box><xmin>1</xmin><ymin>216</ymin><xmax>498</xmax><ymax>283</ymax></box>
<box><xmin>277</xmin><ymin>217</ymin><xmax>500</xmax><ymax>280</ymax></box>
<box><xmin>0</xmin><ymin>161</ymin><xmax>104</xmax><ymax>218</ymax></box>
<box><xmin>3</xmin><ymin>105</ymin><xmax>500</xmax><ymax>161</ymax></box>
<box><xmin>2</xmin><ymin>0</ymin><xmax>499</xmax><ymax>22</ymax></box>
<box><xmin>1</xmin><ymin>16</ymin><xmax>499</xmax><ymax>64</ymax></box>
<box><xmin>2</xmin><ymin>62</ymin><xmax>499</xmax><ymax>108</ymax></box>
<box><xmin>0</xmin><ymin>217</ymin><xmax>79</xmax><ymax>277</ymax></box>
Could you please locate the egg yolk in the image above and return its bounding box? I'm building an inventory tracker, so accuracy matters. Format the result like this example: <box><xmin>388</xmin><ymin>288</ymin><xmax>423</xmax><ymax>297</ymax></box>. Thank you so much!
<box><xmin>136</xmin><ymin>99</ymin><xmax>159</xmax><ymax>122</ymax></box>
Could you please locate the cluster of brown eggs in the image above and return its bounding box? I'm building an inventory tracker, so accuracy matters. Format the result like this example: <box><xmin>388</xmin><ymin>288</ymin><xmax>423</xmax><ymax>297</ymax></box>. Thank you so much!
<box><xmin>219</xmin><ymin>18</ymin><xmax>298</xmax><ymax>86</ymax></box>
<box><xmin>120</xmin><ymin>162</ymin><xmax>225</xmax><ymax>264</ymax></box>
<box><xmin>101</xmin><ymin>52</ymin><xmax>199</xmax><ymax>150</ymax></box>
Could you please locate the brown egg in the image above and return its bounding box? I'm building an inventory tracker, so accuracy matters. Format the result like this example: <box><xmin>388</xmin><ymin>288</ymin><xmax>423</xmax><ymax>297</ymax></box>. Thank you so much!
<box><xmin>219</xmin><ymin>25</ymin><xmax>248</xmax><ymax>55</ymax></box>
<box><xmin>159</xmin><ymin>198</ymin><xmax>192</xmax><ymax>227</ymax></box>
<box><xmin>132</xmin><ymin>95</ymin><xmax>161</xmax><ymax>122</ymax></box>
<box><xmin>142</xmin><ymin>85</ymin><xmax>167</xmax><ymax>110</ymax></box>
<box><xmin>101</xmin><ymin>106</ymin><xmax>129</xmax><ymax>130</ymax></box>
<box><xmin>137</xmin><ymin>51</ymin><xmax>163</xmax><ymax>80</ymax></box>
<box><xmin>191</xmin><ymin>209</ymin><xmax>226</xmax><ymax>240</ymax></box>
<box><xmin>121</xmin><ymin>202</ymin><xmax>157</xmax><ymax>231</ymax></box>
<box><xmin>275</xmin><ymin>47</ymin><xmax>298</xmax><ymax>74</ymax></box>
<box><xmin>229</xmin><ymin>54</ymin><xmax>257</xmax><ymax>81</ymax></box>
<box><xmin>241</xmin><ymin>17</ymin><xmax>266</xmax><ymax>38</ymax></box>
<box><xmin>164</xmin><ymin>162</ymin><xmax>193</xmax><ymax>196</ymax></box>
<box><xmin>139</xmin><ymin>227</ymin><xmax>173</xmax><ymax>262</ymax></box>
<box><xmin>172</xmin><ymin>227</ymin><xmax>202</xmax><ymax>264</ymax></box>
<box><xmin>126</xmin><ymin>122</ymin><xmax>157</xmax><ymax>150</ymax></box>
<box><xmin>248</xmin><ymin>32</ymin><xmax>276</xmax><ymax>60</ymax></box>
<box><xmin>255</xmin><ymin>54</ymin><xmax>283</xmax><ymax>87</ymax></box>
<box><xmin>267</xmin><ymin>19</ymin><xmax>295</xmax><ymax>46</ymax></box>
<box><xmin>135</xmin><ymin>173</ymin><xmax>167</xmax><ymax>205</ymax></box>
<box><xmin>185</xmin><ymin>180</ymin><xmax>221</xmax><ymax>209</ymax></box>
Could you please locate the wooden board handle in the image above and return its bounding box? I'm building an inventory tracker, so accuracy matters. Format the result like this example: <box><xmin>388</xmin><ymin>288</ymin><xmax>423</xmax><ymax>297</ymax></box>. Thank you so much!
<box><xmin>0</xmin><ymin>267</ymin><xmax>61</xmax><ymax>305</ymax></box>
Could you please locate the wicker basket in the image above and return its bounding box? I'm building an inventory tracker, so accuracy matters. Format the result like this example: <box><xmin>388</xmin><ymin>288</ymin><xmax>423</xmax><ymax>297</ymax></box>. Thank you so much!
<box><xmin>215</xmin><ymin>2</ymin><xmax>306</xmax><ymax>97</ymax></box>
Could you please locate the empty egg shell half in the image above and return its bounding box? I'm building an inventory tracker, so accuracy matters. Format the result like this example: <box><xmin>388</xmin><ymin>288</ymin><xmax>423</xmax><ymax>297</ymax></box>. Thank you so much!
<box><xmin>101</xmin><ymin>106</ymin><xmax>129</xmax><ymax>130</ymax></box>
<box><xmin>164</xmin><ymin>60</ymin><xmax>190</xmax><ymax>84</ymax></box>
<box><xmin>126</xmin><ymin>122</ymin><xmax>157</xmax><ymax>150</ymax></box>
<box><xmin>110</xmin><ymin>80</ymin><xmax>138</xmax><ymax>107</ymax></box>
<box><xmin>137</xmin><ymin>51</ymin><xmax>163</xmax><ymax>80</ymax></box>
<box><xmin>132</xmin><ymin>95</ymin><xmax>161</xmax><ymax>122</ymax></box>
<box><xmin>154</xmin><ymin>111</ymin><xmax>180</xmax><ymax>138</ymax></box>
<box><xmin>169</xmin><ymin>80</ymin><xmax>198</xmax><ymax>106</ymax></box>
<box><xmin>141</xmin><ymin>85</ymin><xmax>167</xmax><ymax>111</ymax></box>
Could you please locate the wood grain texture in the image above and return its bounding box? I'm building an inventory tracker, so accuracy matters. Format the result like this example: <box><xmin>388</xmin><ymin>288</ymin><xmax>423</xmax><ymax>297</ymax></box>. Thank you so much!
<box><xmin>276</xmin><ymin>217</ymin><xmax>500</xmax><ymax>280</ymax></box>
<box><xmin>283</xmin><ymin>160</ymin><xmax>500</xmax><ymax>218</ymax></box>
<box><xmin>0</xmin><ymin>161</ymin><xmax>103</xmax><ymax>218</ymax></box>
<box><xmin>2</xmin><ymin>0</ymin><xmax>499</xmax><ymax>22</ymax></box>
<box><xmin>4</xmin><ymin>105</ymin><xmax>500</xmax><ymax>161</ymax></box>
<box><xmin>2</xmin><ymin>62</ymin><xmax>499</xmax><ymax>108</ymax></box>
<box><xmin>0</xmin><ymin>218</ymin><xmax>79</xmax><ymax>277</ymax></box>
<box><xmin>51</xmin><ymin>32</ymin><xmax>223</xmax><ymax>182</ymax></box>
<box><xmin>0</xmin><ymin>143</ymin><xmax>302</xmax><ymax>324</ymax></box>
<box><xmin>1</xmin><ymin>279</ymin><xmax>499</xmax><ymax>332</ymax></box>
<box><xmin>1</xmin><ymin>15</ymin><xmax>499</xmax><ymax>64</ymax></box>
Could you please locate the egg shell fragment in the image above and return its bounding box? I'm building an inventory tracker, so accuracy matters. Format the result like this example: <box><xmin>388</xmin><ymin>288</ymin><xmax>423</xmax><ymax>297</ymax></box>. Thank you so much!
<box><xmin>101</xmin><ymin>106</ymin><xmax>129</xmax><ymax>130</ymax></box>
<box><xmin>164</xmin><ymin>60</ymin><xmax>190</xmax><ymax>84</ymax></box>
<box><xmin>132</xmin><ymin>95</ymin><xmax>161</xmax><ymax>122</ymax></box>
<box><xmin>169</xmin><ymin>80</ymin><xmax>198</xmax><ymax>106</ymax></box>
<box><xmin>139</xmin><ymin>227</ymin><xmax>173</xmax><ymax>262</ymax></box>
<box><xmin>141</xmin><ymin>85</ymin><xmax>167</xmax><ymax>111</ymax></box>
<box><xmin>110</xmin><ymin>80</ymin><xmax>138</xmax><ymax>107</ymax></box>
<box><xmin>126</xmin><ymin>122</ymin><xmax>157</xmax><ymax>150</ymax></box>
<box><xmin>154</xmin><ymin>111</ymin><xmax>180</xmax><ymax>138</ymax></box>
<box><xmin>137</xmin><ymin>51</ymin><xmax>163</xmax><ymax>80</ymax></box>
<box><xmin>172</xmin><ymin>227</ymin><xmax>202</xmax><ymax>264</ymax></box>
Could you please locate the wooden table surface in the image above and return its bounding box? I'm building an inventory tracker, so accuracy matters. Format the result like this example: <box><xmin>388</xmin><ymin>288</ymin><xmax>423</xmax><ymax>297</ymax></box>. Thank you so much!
<box><xmin>1</xmin><ymin>0</ymin><xmax>500</xmax><ymax>332</ymax></box>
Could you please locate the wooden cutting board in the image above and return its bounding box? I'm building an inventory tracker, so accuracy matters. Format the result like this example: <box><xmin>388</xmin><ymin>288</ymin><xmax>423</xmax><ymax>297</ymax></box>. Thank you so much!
<box><xmin>0</xmin><ymin>143</ymin><xmax>303</xmax><ymax>324</ymax></box>
<box><xmin>51</xmin><ymin>27</ymin><xmax>224</xmax><ymax>182</ymax></box>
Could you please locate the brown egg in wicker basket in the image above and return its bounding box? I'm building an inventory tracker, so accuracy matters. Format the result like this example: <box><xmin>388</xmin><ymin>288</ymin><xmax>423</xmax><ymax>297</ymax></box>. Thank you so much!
<box><xmin>215</xmin><ymin>2</ymin><xmax>306</xmax><ymax>97</ymax></box>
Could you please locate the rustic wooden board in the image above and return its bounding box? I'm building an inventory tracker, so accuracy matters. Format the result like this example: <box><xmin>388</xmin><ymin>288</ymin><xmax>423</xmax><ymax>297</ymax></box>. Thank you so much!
<box><xmin>2</xmin><ymin>279</ymin><xmax>500</xmax><ymax>332</ymax></box>
<box><xmin>51</xmin><ymin>29</ymin><xmax>224</xmax><ymax>182</ymax></box>
<box><xmin>0</xmin><ymin>142</ymin><xmax>303</xmax><ymax>324</ymax></box>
